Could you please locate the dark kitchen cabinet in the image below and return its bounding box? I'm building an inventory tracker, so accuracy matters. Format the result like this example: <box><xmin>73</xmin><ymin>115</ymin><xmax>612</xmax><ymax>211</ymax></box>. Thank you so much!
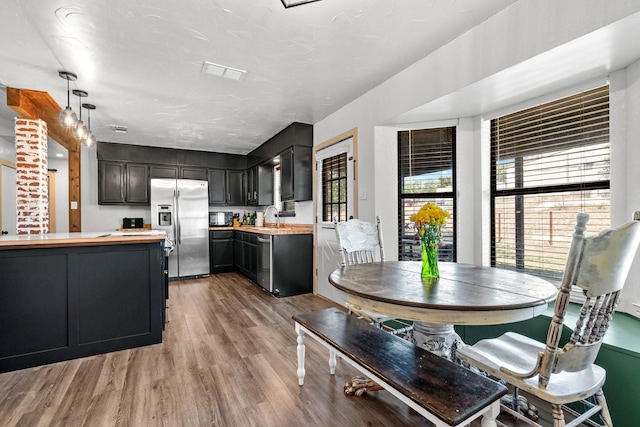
<box><xmin>234</xmin><ymin>231</ymin><xmax>257</xmax><ymax>282</ymax></box>
<box><xmin>210</xmin><ymin>230</ymin><xmax>235</xmax><ymax>273</ymax></box>
<box><xmin>271</xmin><ymin>234</ymin><xmax>313</xmax><ymax>297</ymax></box>
<box><xmin>279</xmin><ymin>146</ymin><xmax>312</xmax><ymax>201</ymax></box>
<box><xmin>227</xmin><ymin>170</ymin><xmax>245</xmax><ymax>205</ymax></box>
<box><xmin>150</xmin><ymin>165</ymin><xmax>208</xmax><ymax>182</ymax></box>
<box><xmin>0</xmin><ymin>241</ymin><xmax>164</xmax><ymax>373</ymax></box>
<box><xmin>98</xmin><ymin>161</ymin><xmax>148</xmax><ymax>205</ymax></box>
<box><xmin>247</xmin><ymin>164</ymin><xmax>273</xmax><ymax>206</ymax></box>
<box><xmin>209</xmin><ymin>169</ymin><xmax>245</xmax><ymax>205</ymax></box>
<box><xmin>126</xmin><ymin>163</ymin><xmax>150</xmax><ymax>203</ymax></box>
<box><xmin>208</xmin><ymin>169</ymin><xmax>226</xmax><ymax>204</ymax></box>
<box><xmin>180</xmin><ymin>166</ymin><xmax>207</xmax><ymax>181</ymax></box>
<box><xmin>149</xmin><ymin>165</ymin><xmax>178</xmax><ymax>179</ymax></box>
<box><xmin>99</xmin><ymin>161</ymin><xmax>125</xmax><ymax>204</ymax></box>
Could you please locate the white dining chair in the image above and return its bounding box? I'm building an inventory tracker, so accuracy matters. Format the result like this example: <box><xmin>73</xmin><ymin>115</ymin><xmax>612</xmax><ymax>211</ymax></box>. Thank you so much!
<box><xmin>456</xmin><ymin>211</ymin><xmax>640</xmax><ymax>427</ymax></box>
<box><xmin>334</xmin><ymin>216</ymin><xmax>413</xmax><ymax>339</ymax></box>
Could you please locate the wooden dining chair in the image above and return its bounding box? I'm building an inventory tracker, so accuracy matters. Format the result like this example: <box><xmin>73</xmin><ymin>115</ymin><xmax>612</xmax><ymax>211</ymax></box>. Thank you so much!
<box><xmin>456</xmin><ymin>211</ymin><xmax>640</xmax><ymax>427</ymax></box>
<box><xmin>334</xmin><ymin>216</ymin><xmax>413</xmax><ymax>338</ymax></box>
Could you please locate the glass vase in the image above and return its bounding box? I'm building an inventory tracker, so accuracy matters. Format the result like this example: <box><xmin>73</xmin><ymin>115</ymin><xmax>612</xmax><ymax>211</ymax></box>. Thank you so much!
<box><xmin>421</xmin><ymin>239</ymin><xmax>439</xmax><ymax>278</ymax></box>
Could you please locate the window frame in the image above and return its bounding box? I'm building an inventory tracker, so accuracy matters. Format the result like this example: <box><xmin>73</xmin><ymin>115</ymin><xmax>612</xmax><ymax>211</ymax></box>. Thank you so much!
<box><xmin>320</xmin><ymin>151</ymin><xmax>348</xmax><ymax>223</ymax></box>
<box><xmin>490</xmin><ymin>85</ymin><xmax>610</xmax><ymax>283</ymax></box>
<box><xmin>397</xmin><ymin>127</ymin><xmax>457</xmax><ymax>262</ymax></box>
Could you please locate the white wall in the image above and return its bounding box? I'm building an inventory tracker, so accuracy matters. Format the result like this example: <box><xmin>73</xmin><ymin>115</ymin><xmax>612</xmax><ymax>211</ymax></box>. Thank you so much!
<box><xmin>48</xmin><ymin>157</ymin><xmax>69</xmax><ymax>233</ymax></box>
<box><xmin>313</xmin><ymin>0</ymin><xmax>640</xmax><ymax>311</ymax></box>
<box><xmin>614</xmin><ymin>58</ymin><xmax>640</xmax><ymax>317</ymax></box>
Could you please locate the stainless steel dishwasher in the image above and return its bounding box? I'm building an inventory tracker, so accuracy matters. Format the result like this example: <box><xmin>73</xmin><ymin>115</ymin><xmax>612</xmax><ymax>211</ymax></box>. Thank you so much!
<box><xmin>257</xmin><ymin>234</ymin><xmax>272</xmax><ymax>293</ymax></box>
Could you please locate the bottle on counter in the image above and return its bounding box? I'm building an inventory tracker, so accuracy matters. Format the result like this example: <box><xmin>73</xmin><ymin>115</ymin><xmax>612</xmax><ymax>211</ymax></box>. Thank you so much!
<box><xmin>242</xmin><ymin>212</ymin><xmax>247</xmax><ymax>225</ymax></box>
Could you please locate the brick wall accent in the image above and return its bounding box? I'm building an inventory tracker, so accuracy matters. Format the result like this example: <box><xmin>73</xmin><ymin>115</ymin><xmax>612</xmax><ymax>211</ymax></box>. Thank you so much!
<box><xmin>15</xmin><ymin>118</ymin><xmax>49</xmax><ymax>235</ymax></box>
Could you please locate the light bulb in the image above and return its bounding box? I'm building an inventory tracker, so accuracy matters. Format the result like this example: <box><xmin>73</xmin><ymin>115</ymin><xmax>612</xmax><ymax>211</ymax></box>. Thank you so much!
<box><xmin>73</xmin><ymin>120</ymin><xmax>87</xmax><ymax>139</ymax></box>
<box><xmin>59</xmin><ymin>107</ymin><xmax>77</xmax><ymax>128</ymax></box>
<box><xmin>85</xmin><ymin>131</ymin><xmax>96</xmax><ymax>147</ymax></box>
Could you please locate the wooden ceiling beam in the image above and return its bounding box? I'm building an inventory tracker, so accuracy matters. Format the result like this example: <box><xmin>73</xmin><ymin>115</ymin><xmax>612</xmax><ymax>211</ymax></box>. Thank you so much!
<box><xmin>6</xmin><ymin>87</ymin><xmax>80</xmax><ymax>152</ymax></box>
<box><xmin>6</xmin><ymin>86</ymin><xmax>82</xmax><ymax>232</ymax></box>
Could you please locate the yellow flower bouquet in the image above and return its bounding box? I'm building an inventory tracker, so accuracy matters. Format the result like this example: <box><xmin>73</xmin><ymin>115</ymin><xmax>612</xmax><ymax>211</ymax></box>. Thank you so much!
<box><xmin>410</xmin><ymin>203</ymin><xmax>450</xmax><ymax>278</ymax></box>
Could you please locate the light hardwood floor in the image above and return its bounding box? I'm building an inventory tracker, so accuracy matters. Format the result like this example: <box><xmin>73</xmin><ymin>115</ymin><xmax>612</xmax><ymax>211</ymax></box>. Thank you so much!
<box><xmin>0</xmin><ymin>273</ymin><xmax>439</xmax><ymax>426</ymax></box>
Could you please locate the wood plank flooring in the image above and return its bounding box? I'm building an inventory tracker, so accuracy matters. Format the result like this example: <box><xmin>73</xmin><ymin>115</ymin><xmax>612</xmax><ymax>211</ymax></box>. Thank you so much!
<box><xmin>0</xmin><ymin>273</ymin><xmax>437</xmax><ymax>426</ymax></box>
<box><xmin>0</xmin><ymin>273</ymin><xmax>558</xmax><ymax>426</ymax></box>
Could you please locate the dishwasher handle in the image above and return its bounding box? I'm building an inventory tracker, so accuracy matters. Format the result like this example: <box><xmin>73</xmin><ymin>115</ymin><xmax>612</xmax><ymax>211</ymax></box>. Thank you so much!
<box><xmin>257</xmin><ymin>236</ymin><xmax>271</xmax><ymax>243</ymax></box>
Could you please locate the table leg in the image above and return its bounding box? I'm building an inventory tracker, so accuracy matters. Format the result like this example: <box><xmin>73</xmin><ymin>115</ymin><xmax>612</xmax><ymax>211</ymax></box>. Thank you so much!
<box><xmin>412</xmin><ymin>322</ymin><xmax>462</xmax><ymax>362</ymax></box>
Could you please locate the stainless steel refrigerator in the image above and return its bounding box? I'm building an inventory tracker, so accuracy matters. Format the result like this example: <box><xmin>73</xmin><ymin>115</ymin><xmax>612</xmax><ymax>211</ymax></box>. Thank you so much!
<box><xmin>150</xmin><ymin>179</ymin><xmax>209</xmax><ymax>279</ymax></box>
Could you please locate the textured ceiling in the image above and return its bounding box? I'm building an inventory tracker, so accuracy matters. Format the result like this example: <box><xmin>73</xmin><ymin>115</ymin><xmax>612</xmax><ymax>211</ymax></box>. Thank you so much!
<box><xmin>0</xmin><ymin>0</ymin><xmax>517</xmax><ymax>155</ymax></box>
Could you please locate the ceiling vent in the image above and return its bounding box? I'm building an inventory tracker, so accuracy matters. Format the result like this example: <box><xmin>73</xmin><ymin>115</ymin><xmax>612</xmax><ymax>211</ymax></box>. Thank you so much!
<box><xmin>201</xmin><ymin>61</ymin><xmax>247</xmax><ymax>81</ymax></box>
<box><xmin>110</xmin><ymin>125</ymin><xmax>128</xmax><ymax>134</ymax></box>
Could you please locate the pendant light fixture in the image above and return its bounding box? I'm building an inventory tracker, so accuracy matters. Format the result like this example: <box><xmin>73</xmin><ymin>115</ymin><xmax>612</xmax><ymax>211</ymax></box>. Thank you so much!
<box><xmin>71</xmin><ymin>89</ymin><xmax>88</xmax><ymax>139</ymax></box>
<box><xmin>58</xmin><ymin>71</ymin><xmax>78</xmax><ymax>128</ymax></box>
<box><xmin>82</xmin><ymin>103</ymin><xmax>96</xmax><ymax>147</ymax></box>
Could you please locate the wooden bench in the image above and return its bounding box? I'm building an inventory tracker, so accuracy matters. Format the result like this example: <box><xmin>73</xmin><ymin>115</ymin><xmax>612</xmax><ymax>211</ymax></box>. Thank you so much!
<box><xmin>293</xmin><ymin>308</ymin><xmax>507</xmax><ymax>427</ymax></box>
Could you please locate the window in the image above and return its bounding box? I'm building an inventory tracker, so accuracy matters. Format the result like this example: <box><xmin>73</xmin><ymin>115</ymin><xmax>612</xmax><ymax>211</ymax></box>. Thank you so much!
<box><xmin>274</xmin><ymin>165</ymin><xmax>295</xmax><ymax>215</ymax></box>
<box><xmin>398</xmin><ymin>128</ymin><xmax>456</xmax><ymax>261</ymax></box>
<box><xmin>491</xmin><ymin>85</ymin><xmax>610</xmax><ymax>281</ymax></box>
<box><xmin>321</xmin><ymin>152</ymin><xmax>348</xmax><ymax>222</ymax></box>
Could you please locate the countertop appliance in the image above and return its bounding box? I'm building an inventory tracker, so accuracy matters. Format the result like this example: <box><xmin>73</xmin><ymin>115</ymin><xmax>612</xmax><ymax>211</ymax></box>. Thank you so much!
<box><xmin>151</xmin><ymin>179</ymin><xmax>209</xmax><ymax>279</ymax></box>
<box><xmin>210</xmin><ymin>211</ymin><xmax>233</xmax><ymax>227</ymax></box>
<box><xmin>122</xmin><ymin>217</ymin><xmax>144</xmax><ymax>229</ymax></box>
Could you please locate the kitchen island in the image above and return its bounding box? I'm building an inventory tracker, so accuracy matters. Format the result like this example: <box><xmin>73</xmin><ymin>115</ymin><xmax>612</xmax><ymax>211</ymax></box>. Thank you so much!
<box><xmin>0</xmin><ymin>231</ymin><xmax>166</xmax><ymax>373</ymax></box>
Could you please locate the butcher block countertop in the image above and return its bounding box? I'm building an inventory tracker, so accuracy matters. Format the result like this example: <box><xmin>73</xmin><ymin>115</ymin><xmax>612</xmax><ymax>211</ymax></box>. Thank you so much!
<box><xmin>209</xmin><ymin>223</ymin><xmax>313</xmax><ymax>235</ymax></box>
<box><xmin>0</xmin><ymin>230</ymin><xmax>166</xmax><ymax>250</ymax></box>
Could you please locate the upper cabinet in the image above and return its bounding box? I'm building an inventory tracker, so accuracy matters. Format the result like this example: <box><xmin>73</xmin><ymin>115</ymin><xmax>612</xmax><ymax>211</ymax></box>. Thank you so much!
<box><xmin>279</xmin><ymin>146</ymin><xmax>312</xmax><ymax>201</ymax></box>
<box><xmin>98</xmin><ymin>161</ymin><xmax>149</xmax><ymax>205</ymax></box>
<box><xmin>96</xmin><ymin>122</ymin><xmax>311</xmax><ymax>206</ymax></box>
<box><xmin>98</xmin><ymin>142</ymin><xmax>246</xmax><ymax>206</ymax></box>
<box><xmin>208</xmin><ymin>169</ymin><xmax>245</xmax><ymax>205</ymax></box>
<box><xmin>149</xmin><ymin>165</ymin><xmax>207</xmax><ymax>181</ymax></box>
<box><xmin>246</xmin><ymin>122</ymin><xmax>313</xmax><ymax>203</ymax></box>
<box><xmin>180</xmin><ymin>167</ymin><xmax>207</xmax><ymax>181</ymax></box>
<box><xmin>227</xmin><ymin>170</ymin><xmax>245</xmax><ymax>205</ymax></box>
<box><xmin>149</xmin><ymin>165</ymin><xmax>178</xmax><ymax>179</ymax></box>
<box><xmin>247</xmin><ymin>165</ymin><xmax>273</xmax><ymax>206</ymax></box>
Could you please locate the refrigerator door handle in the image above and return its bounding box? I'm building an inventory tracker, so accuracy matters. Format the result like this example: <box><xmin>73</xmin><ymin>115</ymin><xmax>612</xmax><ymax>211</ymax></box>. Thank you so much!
<box><xmin>174</xmin><ymin>190</ymin><xmax>181</xmax><ymax>245</ymax></box>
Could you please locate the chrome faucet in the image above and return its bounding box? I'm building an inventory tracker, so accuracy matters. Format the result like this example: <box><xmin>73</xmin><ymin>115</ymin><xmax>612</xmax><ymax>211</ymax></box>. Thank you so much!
<box><xmin>264</xmin><ymin>205</ymin><xmax>280</xmax><ymax>228</ymax></box>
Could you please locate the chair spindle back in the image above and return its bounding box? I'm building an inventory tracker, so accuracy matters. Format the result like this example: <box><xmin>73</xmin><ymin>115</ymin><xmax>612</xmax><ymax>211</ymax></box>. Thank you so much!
<box><xmin>335</xmin><ymin>217</ymin><xmax>384</xmax><ymax>267</ymax></box>
<box><xmin>538</xmin><ymin>212</ymin><xmax>640</xmax><ymax>386</ymax></box>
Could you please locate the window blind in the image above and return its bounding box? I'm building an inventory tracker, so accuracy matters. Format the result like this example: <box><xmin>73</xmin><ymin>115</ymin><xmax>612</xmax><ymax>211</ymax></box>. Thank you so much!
<box><xmin>398</xmin><ymin>128</ymin><xmax>456</xmax><ymax>261</ymax></box>
<box><xmin>491</xmin><ymin>85</ymin><xmax>610</xmax><ymax>280</ymax></box>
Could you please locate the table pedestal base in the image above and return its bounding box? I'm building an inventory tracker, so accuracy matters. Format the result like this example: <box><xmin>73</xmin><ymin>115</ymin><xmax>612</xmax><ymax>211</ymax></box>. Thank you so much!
<box><xmin>412</xmin><ymin>322</ymin><xmax>462</xmax><ymax>362</ymax></box>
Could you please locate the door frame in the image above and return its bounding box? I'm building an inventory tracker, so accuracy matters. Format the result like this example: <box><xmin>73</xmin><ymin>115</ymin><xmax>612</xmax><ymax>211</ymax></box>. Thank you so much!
<box><xmin>48</xmin><ymin>170</ymin><xmax>56</xmax><ymax>233</ymax></box>
<box><xmin>0</xmin><ymin>158</ymin><xmax>16</xmax><ymax>234</ymax></box>
<box><xmin>312</xmin><ymin>127</ymin><xmax>359</xmax><ymax>295</ymax></box>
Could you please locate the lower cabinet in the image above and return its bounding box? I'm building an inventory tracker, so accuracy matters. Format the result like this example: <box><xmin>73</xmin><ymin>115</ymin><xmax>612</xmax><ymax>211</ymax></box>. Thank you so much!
<box><xmin>272</xmin><ymin>234</ymin><xmax>313</xmax><ymax>297</ymax></box>
<box><xmin>234</xmin><ymin>231</ymin><xmax>257</xmax><ymax>282</ymax></box>
<box><xmin>209</xmin><ymin>230</ymin><xmax>235</xmax><ymax>273</ymax></box>
<box><xmin>226</xmin><ymin>230</ymin><xmax>312</xmax><ymax>297</ymax></box>
<box><xmin>0</xmin><ymin>242</ymin><xmax>164</xmax><ymax>373</ymax></box>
